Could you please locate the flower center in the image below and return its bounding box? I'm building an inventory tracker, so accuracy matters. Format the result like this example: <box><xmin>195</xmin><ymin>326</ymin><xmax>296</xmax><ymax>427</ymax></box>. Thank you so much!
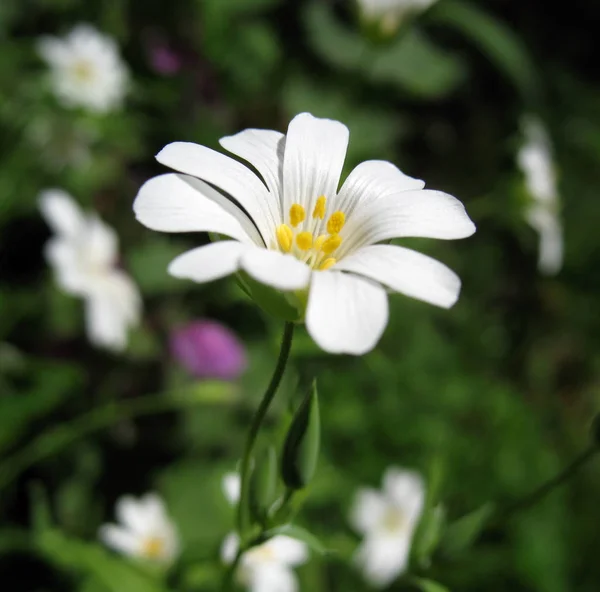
<box><xmin>275</xmin><ymin>196</ymin><xmax>345</xmax><ymax>271</ymax></box>
<box><xmin>379</xmin><ymin>507</ymin><xmax>407</xmax><ymax>534</ymax></box>
<box><xmin>141</xmin><ymin>536</ymin><xmax>165</xmax><ymax>560</ymax></box>
<box><xmin>72</xmin><ymin>60</ymin><xmax>95</xmax><ymax>83</ymax></box>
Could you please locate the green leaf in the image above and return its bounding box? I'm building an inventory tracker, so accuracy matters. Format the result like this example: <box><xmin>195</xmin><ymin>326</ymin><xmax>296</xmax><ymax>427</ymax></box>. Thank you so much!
<box><xmin>440</xmin><ymin>502</ymin><xmax>495</xmax><ymax>557</ymax></box>
<box><xmin>265</xmin><ymin>523</ymin><xmax>329</xmax><ymax>555</ymax></box>
<box><xmin>411</xmin><ymin>576</ymin><xmax>451</xmax><ymax>592</ymax></box>
<box><xmin>413</xmin><ymin>504</ymin><xmax>446</xmax><ymax>567</ymax></box>
<box><xmin>281</xmin><ymin>380</ymin><xmax>320</xmax><ymax>490</ymax></box>
<box><xmin>430</xmin><ymin>0</ymin><xmax>539</xmax><ymax>101</ymax></box>
<box><xmin>30</xmin><ymin>482</ymin><xmax>53</xmax><ymax>534</ymax></box>
<box><xmin>36</xmin><ymin>529</ymin><xmax>168</xmax><ymax>592</ymax></box>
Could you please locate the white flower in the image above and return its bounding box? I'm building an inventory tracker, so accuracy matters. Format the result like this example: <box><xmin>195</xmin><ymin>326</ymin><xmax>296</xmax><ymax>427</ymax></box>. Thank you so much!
<box><xmin>39</xmin><ymin>189</ymin><xmax>141</xmax><ymax>351</ymax></box>
<box><xmin>99</xmin><ymin>493</ymin><xmax>179</xmax><ymax>564</ymax></box>
<box><xmin>37</xmin><ymin>24</ymin><xmax>128</xmax><ymax>113</ymax></box>
<box><xmin>221</xmin><ymin>532</ymin><xmax>308</xmax><ymax>592</ymax></box>
<box><xmin>350</xmin><ymin>467</ymin><xmax>425</xmax><ymax>587</ymax></box>
<box><xmin>222</xmin><ymin>471</ymin><xmax>241</xmax><ymax>505</ymax></box>
<box><xmin>517</xmin><ymin>116</ymin><xmax>563</xmax><ymax>275</ymax></box>
<box><xmin>358</xmin><ymin>0</ymin><xmax>437</xmax><ymax>28</ymax></box>
<box><xmin>134</xmin><ymin>112</ymin><xmax>475</xmax><ymax>355</ymax></box>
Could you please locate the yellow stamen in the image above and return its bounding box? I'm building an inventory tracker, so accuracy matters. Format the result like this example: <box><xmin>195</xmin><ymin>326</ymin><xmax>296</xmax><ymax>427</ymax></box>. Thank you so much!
<box><xmin>276</xmin><ymin>224</ymin><xmax>293</xmax><ymax>252</ymax></box>
<box><xmin>326</xmin><ymin>211</ymin><xmax>345</xmax><ymax>234</ymax></box>
<box><xmin>296</xmin><ymin>231</ymin><xmax>313</xmax><ymax>251</ymax></box>
<box><xmin>321</xmin><ymin>234</ymin><xmax>342</xmax><ymax>254</ymax></box>
<box><xmin>313</xmin><ymin>234</ymin><xmax>327</xmax><ymax>251</ymax></box>
<box><xmin>312</xmin><ymin>196</ymin><xmax>326</xmax><ymax>219</ymax></box>
<box><xmin>319</xmin><ymin>257</ymin><xmax>336</xmax><ymax>271</ymax></box>
<box><xmin>289</xmin><ymin>204</ymin><xmax>305</xmax><ymax>227</ymax></box>
<box><xmin>142</xmin><ymin>536</ymin><xmax>165</xmax><ymax>559</ymax></box>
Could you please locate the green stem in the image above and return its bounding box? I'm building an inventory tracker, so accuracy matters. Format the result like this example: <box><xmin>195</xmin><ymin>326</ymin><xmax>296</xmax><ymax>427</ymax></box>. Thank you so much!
<box><xmin>236</xmin><ymin>322</ymin><xmax>295</xmax><ymax>538</ymax></box>
<box><xmin>500</xmin><ymin>445</ymin><xmax>598</xmax><ymax>518</ymax></box>
<box><xmin>0</xmin><ymin>382</ymin><xmax>235</xmax><ymax>491</ymax></box>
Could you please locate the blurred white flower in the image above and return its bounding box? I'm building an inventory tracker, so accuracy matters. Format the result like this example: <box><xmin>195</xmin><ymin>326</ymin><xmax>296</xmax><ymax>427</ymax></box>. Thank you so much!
<box><xmin>517</xmin><ymin>116</ymin><xmax>563</xmax><ymax>275</ymax></box>
<box><xmin>99</xmin><ymin>493</ymin><xmax>179</xmax><ymax>564</ymax></box>
<box><xmin>350</xmin><ymin>467</ymin><xmax>425</xmax><ymax>587</ymax></box>
<box><xmin>134</xmin><ymin>112</ymin><xmax>475</xmax><ymax>355</ymax></box>
<box><xmin>221</xmin><ymin>532</ymin><xmax>308</xmax><ymax>592</ymax></box>
<box><xmin>39</xmin><ymin>189</ymin><xmax>141</xmax><ymax>351</ymax></box>
<box><xmin>358</xmin><ymin>0</ymin><xmax>438</xmax><ymax>33</ymax></box>
<box><xmin>222</xmin><ymin>471</ymin><xmax>241</xmax><ymax>505</ymax></box>
<box><xmin>37</xmin><ymin>24</ymin><xmax>128</xmax><ymax>113</ymax></box>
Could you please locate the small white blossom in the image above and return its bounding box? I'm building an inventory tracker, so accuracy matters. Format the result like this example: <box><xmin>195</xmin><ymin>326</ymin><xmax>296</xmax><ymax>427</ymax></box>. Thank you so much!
<box><xmin>39</xmin><ymin>189</ymin><xmax>141</xmax><ymax>351</ymax></box>
<box><xmin>350</xmin><ymin>467</ymin><xmax>425</xmax><ymax>587</ymax></box>
<box><xmin>221</xmin><ymin>533</ymin><xmax>308</xmax><ymax>592</ymax></box>
<box><xmin>222</xmin><ymin>471</ymin><xmax>241</xmax><ymax>505</ymax></box>
<box><xmin>99</xmin><ymin>493</ymin><xmax>179</xmax><ymax>564</ymax></box>
<box><xmin>134</xmin><ymin>112</ymin><xmax>475</xmax><ymax>355</ymax></box>
<box><xmin>358</xmin><ymin>0</ymin><xmax>437</xmax><ymax>33</ymax></box>
<box><xmin>37</xmin><ymin>24</ymin><xmax>128</xmax><ymax>113</ymax></box>
<box><xmin>517</xmin><ymin>116</ymin><xmax>563</xmax><ymax>275</ymax></box>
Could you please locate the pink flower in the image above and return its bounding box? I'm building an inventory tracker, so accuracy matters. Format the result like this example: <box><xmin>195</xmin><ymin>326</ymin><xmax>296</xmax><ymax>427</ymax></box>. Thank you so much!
<box><xmin>170</xmin><ymin>320</ymin><xmax>247</xmax><ymax>380</ymax></box>
<box><xmin>149</xmin><ymin>44</ymin><xmax>182</xmax><ymax>76</ymax></box>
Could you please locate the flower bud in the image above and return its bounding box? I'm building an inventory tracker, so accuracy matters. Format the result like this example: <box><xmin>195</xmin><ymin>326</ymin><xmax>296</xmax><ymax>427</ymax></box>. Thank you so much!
<box><xmin>170</xmin><ymin>320</ymin><xmax>247</xmax><ymax>380</ymax></box>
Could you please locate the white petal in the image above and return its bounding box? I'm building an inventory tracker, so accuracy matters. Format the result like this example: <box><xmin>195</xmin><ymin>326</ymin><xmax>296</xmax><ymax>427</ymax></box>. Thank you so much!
<box><xmin>39</xmin><ymin>189</ymin><xmax>85</xmax><ymax>238</ymax></box>
<box><xmin>37</xmin><ymin>37</ymin><xmax>70</xmax><ymax>66</ymax></box>
<box><xmin>340</xmin><ymin>190</ymin><xmax>476</xmax><ymax>258</ymax></box>
<box><xmin>334</xmin><ymin>244</ymin><xmax>461</xmax><ymax>309</ymax></box>
<box><xmin>249</xmin><ymin>565</ymin><xmax>298</xmax><ymax>592</ymax></box>
<box><xmin>525</xmin><ymin>206</ymin><xmax>563</xmax><ymax>275</ymax></box>
<box><xmin>267</xmin><ymin>536</ymin><xmax>308</xmax><ymax>566</ymax></box>
<box><xmin>282</xmin><ymin>112</ymin><xmax>349</xmax><ymax>221</ymax></box>
<box><xmin>168</xmin><ymin>241</ymin><xmax>250</xmax><ymax>284</ymax></box>
<box><xmin>383</xmin><ymin>468</ymin><xmax>425</xmax><ymax>523</ymax></box>
<box><xmin>354</xmin><ymin>534</ymin><xmax>410</xmax><ymax>588</ymax></box>
<box><xmin>222</xmin><ymin>472</ymin><xmax>241</xmax><ymax>505</ymax></box>
<box><xmin>221</xmin><ymin>532</ymin><xmax>240</xmax><ymax>564</ymax></box>
<box><xmin>156</xmin><ymin>142</ymin><xmax>279</xmax><ymax>243</ymax></box>
<box><xmin>239</xmin><ymin>249</ymin><xmax>311</xmax><ymax>291</ymax></box>
<box><xmin>336</xmin><ymin>160</ymin><xmax>425</xmax><ymax>219</ymax></box>
<box><xmin>44</xmin><ymin>239</ymin><xmax>87</xmax><ymax>294</ymax></box>
<box><xmin>134</xmin><ymin>173</ymin><xmax>259</xmax><ymax>245</ymax></box>
<box><xmin>99</xmin><ymin>524</ymin><xmax>139</xmax><ymax>557</ymax></box>
<box><xmin>86</xmin><ymin>215</ymin><xmax>118</xmax><ymax>269</ymax></box>
<box><xmin>84</xmin><ymin>271</ymin><xmax>140</xmax><ymax>351</ymax></box>
<box><xmin>115</xmin><ymin>496</ymin><xmax>149</xmax><ymax>535</ymax></box>
<box><xmin>219</xmin><ymin>129</ymin><xmax>285</xmax><ymax>202</ymax></box>
<box><xmin>306</xmin><ymin>271</ymin><xmax>388</xmax><ymax>355</ymax></box>
<box><xmin>350</xmin><ymin>488</ymin><xmax>388</xmax><ymax>535</ymax></box>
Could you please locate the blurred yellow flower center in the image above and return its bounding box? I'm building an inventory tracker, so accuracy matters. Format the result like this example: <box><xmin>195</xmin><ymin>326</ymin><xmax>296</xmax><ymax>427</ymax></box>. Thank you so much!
<box><xmin>275</xmin><ymin>197</ymin><xmax>345</xmax><ymax>271</ymax></box>
<box><xmin>141</xmin><ymin>536</ymin><xmax>165</xmax><ymax>559</ymax></box>
<box><xmin>72</xmin><ymin>60</ymin><xmax>95</xmax><ymax>82</ymax></box>
<box><xmin>380</xmin><ymin>508</ymin><xmax>406</xmax><ymax>534</ymax></box>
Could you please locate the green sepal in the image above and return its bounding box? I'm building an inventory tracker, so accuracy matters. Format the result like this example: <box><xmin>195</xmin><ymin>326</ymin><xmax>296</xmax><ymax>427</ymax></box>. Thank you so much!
<box><xmin>281</xmin><ymin>380</ymin><xmax>320</xmax><ymax>490</ymax></box>
<box><xmin>236</xmin><ymin>271</ymin><xmax>303</xmax><ymax>322</ymax></box>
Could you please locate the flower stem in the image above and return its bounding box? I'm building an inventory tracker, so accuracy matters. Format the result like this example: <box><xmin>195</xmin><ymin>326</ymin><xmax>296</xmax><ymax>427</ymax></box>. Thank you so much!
<box><xmin>236</xmin><ymin>322</ymin><xmax>295</xmax><ymax>538</ymax></box>
<box><xmin>500</xmin><ymin>444</ymin><xmax>598</xmax><ymax>518</ymax></box>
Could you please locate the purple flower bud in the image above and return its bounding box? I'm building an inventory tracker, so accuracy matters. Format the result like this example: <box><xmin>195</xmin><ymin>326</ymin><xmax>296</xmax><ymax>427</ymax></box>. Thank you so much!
<box><xmin>170</xmin><ymin>320</ymin><xmax>247</xmax><ymax>380</ymax></box>
<box><xmin>149</xmin><ymin>45</ymin><xmax>182</xmax><ymax>76</ymax></box>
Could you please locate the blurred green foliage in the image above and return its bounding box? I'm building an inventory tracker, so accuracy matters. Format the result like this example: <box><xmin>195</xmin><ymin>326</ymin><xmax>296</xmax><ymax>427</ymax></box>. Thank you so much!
<box><xmin>1</xmin><ymin>0</ymin><xmax>600</xmax><ymax>591</ymax></box>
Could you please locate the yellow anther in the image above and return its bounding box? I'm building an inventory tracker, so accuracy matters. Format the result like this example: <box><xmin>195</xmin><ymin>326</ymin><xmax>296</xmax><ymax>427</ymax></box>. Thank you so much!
<box><xmin>312</xmin><ymin>196</ymin><xmax>327</xmax><ymax>219</ymax></box>
<box><xmin>319</xmin><ymin>257</ymin><xmax>337</xmax><ymax>271</ymax></box>
<box><xmin>313</xmin><ymin>234</ymin><xmax>327</xmax><ymax>251</ymax></box>
<box><xmin>326</xmin><ymin>211</ymin><xmax>345</xmax><ymax>234</ymax></box>
<box><xmin>289</xmin><ymin>204</ymin><xmax>305</xmax><ymax>227</ymax></box>
<box><xmin>276</xmin><ymin>224</ymin><xmax>293</xmax><ymax>252</ymax></box>
<box><xmin>321</xmin><ymin>234</ymin><xmax>342</xmax><ymax>254</ymax></box>
<box><xmin>295</xmin><ymin>231</ymin><xmax>314</xmax><ymax>251</ymax></box>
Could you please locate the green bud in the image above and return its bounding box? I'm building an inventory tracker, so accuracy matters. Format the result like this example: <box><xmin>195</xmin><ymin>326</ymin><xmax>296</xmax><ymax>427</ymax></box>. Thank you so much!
<box><xmin>250</xmin><ymin>446</ymin><xmax>278</xmax><ymax>520</ymax></box>
<box><xmin>281</xmin><ymin>380</ymin><xmax>320</xmax><ymax>490</ymax></box>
